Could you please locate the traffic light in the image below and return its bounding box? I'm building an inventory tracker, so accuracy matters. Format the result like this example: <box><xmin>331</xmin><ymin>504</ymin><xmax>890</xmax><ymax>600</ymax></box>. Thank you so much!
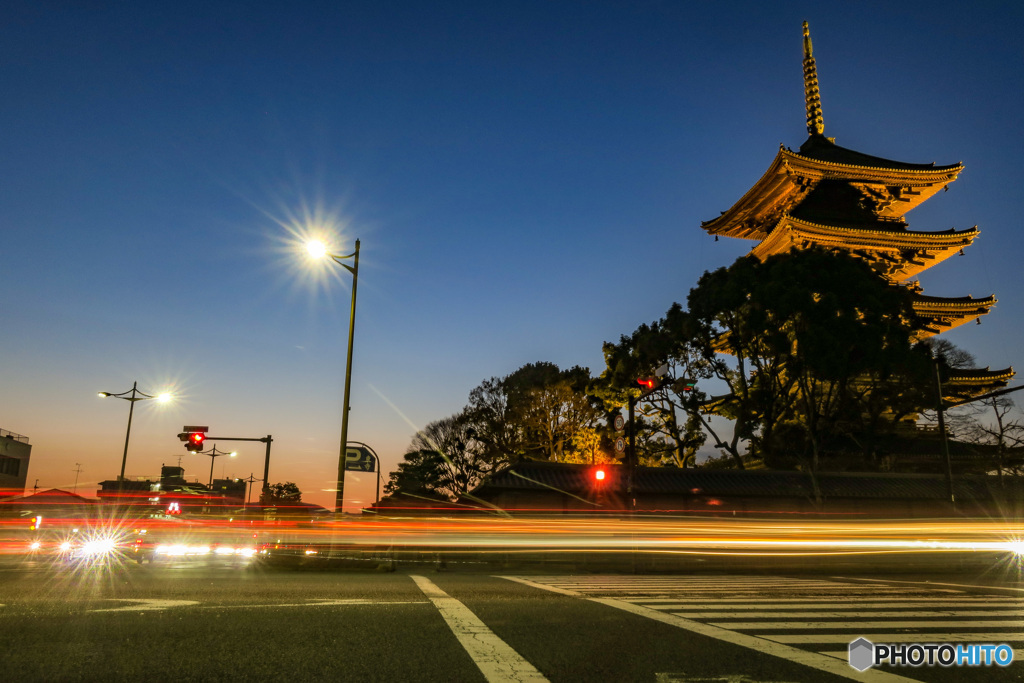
<box><xmin>185</xmin><ymin>431</ymin><xmax>206</xmax><ymax>452</ymax></box>
<box><xmin>637</xmin><ymin>377</ymin><xmax>659</xmax><ymax>391</ymax></box>
<box><xmin>594</xmin><ymin>468</ymin><xmax>606</xmax><ymax>483</ymax></box>
<box><xmin>637</xmin><ymin>376</ymin><xmax>662</xmax><ymax>398</ymax></box>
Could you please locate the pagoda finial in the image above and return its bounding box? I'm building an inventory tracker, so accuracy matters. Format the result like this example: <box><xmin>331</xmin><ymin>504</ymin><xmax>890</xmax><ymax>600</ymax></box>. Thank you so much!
<box><xmin>802</xmin><ymin>21</ymin><xmax>825</xmax><ymax>137</ymax></box>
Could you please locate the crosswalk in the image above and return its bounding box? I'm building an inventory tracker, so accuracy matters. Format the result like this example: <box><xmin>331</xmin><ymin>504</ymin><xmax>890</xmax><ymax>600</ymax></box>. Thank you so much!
<box><xmin>501</xmin><ymin>575</ymin><xmax>1024</xmax><ymax>680</ymax></box>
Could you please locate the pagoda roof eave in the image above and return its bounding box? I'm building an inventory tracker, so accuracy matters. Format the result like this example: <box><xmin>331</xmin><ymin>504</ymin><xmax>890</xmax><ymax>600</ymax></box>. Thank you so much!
<box><xmin>947</xmin><ymin>367</ymin><xmax>1015</xmax><ymax>383</ymax></box>
<box><xmin>912</xmin><ymin>293</ymin><xmax>997</xmax><ymax>308</ymax></box>
<box><xmin>750</xmin><ymin>215</ymin><xmax>979</xmax><ymax>280</ymax></box>
<box><xmin>797</xmin><ymin>134</ymin><xmax>961</xmax><ymax>173</ymax></box>
<box><xmin>943</xmin><ymin>367</ymin><xmax>1016</xmax><ymax>400</ymax></box>
<box><xmin>911</xmin><ymin>293</ymin><xmax>996</xmax><ymax>338</ymax></box>
<box><xmin>702</xmin><ymin>146</ymin><xmax>963</xmax><ymax>239</ymax></box>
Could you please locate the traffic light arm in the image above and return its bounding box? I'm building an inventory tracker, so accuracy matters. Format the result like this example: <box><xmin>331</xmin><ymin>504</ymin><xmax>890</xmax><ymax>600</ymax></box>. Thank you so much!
<box><xmin>206</xmin><ymin>436</ymin><xmax>273</xmax><ymax>496</ymax></box>
<box><xmin>181</xmin><ymin>434</ymin><xmax>273</xmax><ymax>495</ymax></box>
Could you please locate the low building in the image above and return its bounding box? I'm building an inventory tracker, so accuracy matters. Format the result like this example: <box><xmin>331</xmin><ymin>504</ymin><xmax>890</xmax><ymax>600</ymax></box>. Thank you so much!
<box><xmin>0</xmin><ymin>428</ymin><xmax>32</xmax><ymax>494</ymax></box>
<box><xmin>98</xmin><ymin>465</ymin><xmax>247</xmax><ymax>516</ymax></box>
<box><xmin>0</xmin><ymin>488</ymin><xmax>97</xmax><ymax>520</ymax></box>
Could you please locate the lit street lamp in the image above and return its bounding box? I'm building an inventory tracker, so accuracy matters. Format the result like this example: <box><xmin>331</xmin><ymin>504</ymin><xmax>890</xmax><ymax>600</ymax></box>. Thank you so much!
<box><xmin>306</xmin><ymin>238</ymin><xmax>360</xmax><ymax>513</ymax></box>
<box><xmin>198</xmin><ymin>445</ymin><xmax>237</xmax><ymax>487</ymax></box>
<box><xmin>98</xmin><ymin>381</ymin><xmax>171</xmax><ymax>481</ymax></box>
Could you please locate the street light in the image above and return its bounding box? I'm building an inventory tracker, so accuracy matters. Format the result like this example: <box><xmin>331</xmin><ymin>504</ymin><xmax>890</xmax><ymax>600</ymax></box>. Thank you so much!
<box><xmin>98</xmin><ymin>381</ymin><xmax>172</xmax><ymax>481</ymax></box>
<box><xmin>198</xmin><ymin>445</ymin><xmax>237</xmax><ymax>487</ymax></box>
<box><xmin>306</xmin><ymin>238</ymin><xmax>360</xmax><ymax>513</ymax></box>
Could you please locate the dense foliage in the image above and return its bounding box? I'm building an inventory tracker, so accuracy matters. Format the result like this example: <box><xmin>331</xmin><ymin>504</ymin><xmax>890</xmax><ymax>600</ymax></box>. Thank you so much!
<box><xmin>384</xmin><ymin>249</ymin><xmax>1019</xmax><ymax>499</ymax></box>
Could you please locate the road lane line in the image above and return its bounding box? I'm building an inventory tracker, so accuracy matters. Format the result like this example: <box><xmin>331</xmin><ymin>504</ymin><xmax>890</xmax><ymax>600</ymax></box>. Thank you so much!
<box><xmin>679</xmin><ymin>610</ymin><xmax>1024</xmax><ymax>618</ymax></box>
<box><xmin>90</xmin><ymin>599</ymin><xmax>199</xmax><ymax>612</ymax></box>
<box><xmin>821</xmin><ymin>649</ymin><xmax>1024</xmax><ymax>660</ymax></box>
<box><xmin>767</xmin><ymin>632</ymin><xmax>1024</xmax><ymax>643</ymax></box>
<box><xmin>500</xmin><ymin>576</ymin><xmax>915</xmax><ymax>682</ymax></box>
<box><xmin>411</xmin><ymin>575</ymin><xmax>548</xmax><ymax>683</ymax></box>
<box><xmin>197</xmin><ymin>600</ymin><xmax>428</xmax><ymax>609</ymax></box>
<box><xmin>836</xmin><ymin>577</ymin><xmax>1024</xmax><ymax>593</ymax></box>
<box><xmin>711</xmin><ymin>620</ymin><xmax>1024</xmax><ymax>629</ymax></box>
<box><xmin>643</xmin><ymin>602</ymin><xmax>1003</xmax><ymax>610</ymax></box>
<box><xmin>626</xmin><ymin>598</ymin><xmax>995</xmax><ymax>602</ymax></box>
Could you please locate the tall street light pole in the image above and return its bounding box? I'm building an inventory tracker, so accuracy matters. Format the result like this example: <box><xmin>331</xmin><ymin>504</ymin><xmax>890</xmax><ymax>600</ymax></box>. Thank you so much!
<box><xmin>98</xmin><ymin>381</ymin><xmax>171</xmax><ymax>482</ymax></box>
<box><xmin>200</xmin><ymin>445</ymin><xmax>237</xmax><ymax>487</ymax></box>
<box><xmin>307</xmin><ymin>238</ymin><xmax>360</xmax><ymax>514</ymax></box>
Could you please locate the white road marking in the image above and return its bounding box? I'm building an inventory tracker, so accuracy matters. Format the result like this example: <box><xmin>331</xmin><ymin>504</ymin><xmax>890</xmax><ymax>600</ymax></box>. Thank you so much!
<box><xmin>638</xmin><ymin>599</ymin><xmax>1005</xmax><ymax>607</ymax></box>
<box><xmin>560</xmin><ymin>582</ymin><xmax>848</xmax><ymax>588</ymax></box>
<box><xmin>199</xmin><ymin>599</ymin><xmax>428</xmax><ymax>608</ymax></box>
<box><xmin>630</xmin><ymin>593</ymin><xmax>991</xmax><ymax>606</ymax></box>
<box><xmin>542</xmin><ymin>586</ymin><xmax>959</xmax><ymax>595</ymax></box>
<box><xmin>90</xmin><ymin>599</ymin><xmax>199</xmax><ymax>612</ymax></box>
<box><xmin>821</xmin><ymin>648</ymin><xmax>1024</xmax><ymax>660</ymax></box>
<box><xmin>768</xmin><ymin>632</ymin><xmax>1024</xmax><ymax>644</ymax></box>
<box><xmin>712</xmin><ymin>620</ymin><xmax>1024</xmax><ymax>630</ymax></box>
<box><xmin>680</xmin><ymin>610</ymin><xmax>1024</xmax><ymax>619</ymax></box>
<box><xmin>837</xmin><ymin>576</ymin><xmax>1024</xmax><ymax>593</ymax></box>
<box><xmin>500</xmin><ymin>576</ymin><xmax>915</xmax><ymax>682</ymax></box>
<box><xmin>411</xmin><ymin>575</ymin><xmax>548</xmax><ymax>683</ymax></box>
<box><xmin>656</xmin><ymin>674</ymin><xmax>798</xmax><ymax>683</ymax></box>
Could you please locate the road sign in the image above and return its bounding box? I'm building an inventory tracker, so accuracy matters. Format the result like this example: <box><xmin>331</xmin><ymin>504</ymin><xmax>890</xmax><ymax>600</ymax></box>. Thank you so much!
<box><xmin>614</xmin><ymin>437</ymin><xmax>626</xmax><ymax>454</ymax></box>
<box><xmin>182</xmin><ymin>425</ymin><xmax>209</xmax><ymax>433</ymax></box>
<box><xmin>345</xmin><ymin>446</ymin><xmax>376</xmax><ymax>472</ymax></box>
<box><xmin>613</xmin><ymin>415</ymin><xmax>625</xmax><ymax>432</ymax></box>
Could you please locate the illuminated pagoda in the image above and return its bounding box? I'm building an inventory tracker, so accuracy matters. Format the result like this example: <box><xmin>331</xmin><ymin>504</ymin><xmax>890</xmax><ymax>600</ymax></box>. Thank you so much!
<box><xmin>702</xmin><ymin>21</ymin><xmax>1012</xmax><ymax>395</ymax></box>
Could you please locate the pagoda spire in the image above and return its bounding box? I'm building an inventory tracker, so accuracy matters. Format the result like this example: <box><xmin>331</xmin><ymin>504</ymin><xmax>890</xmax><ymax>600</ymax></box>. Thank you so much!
<box><xmin>802</xmin><ymin>21</ymin><xmax>825</xmax><ymax>137</ymax></box>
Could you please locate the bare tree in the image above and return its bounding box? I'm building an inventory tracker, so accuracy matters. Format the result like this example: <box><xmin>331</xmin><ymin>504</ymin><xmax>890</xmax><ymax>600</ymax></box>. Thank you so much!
<box><xmin>963</xmin><ymin>396</ymin><xmax>1024</xmax><ymax>483</ymax></box>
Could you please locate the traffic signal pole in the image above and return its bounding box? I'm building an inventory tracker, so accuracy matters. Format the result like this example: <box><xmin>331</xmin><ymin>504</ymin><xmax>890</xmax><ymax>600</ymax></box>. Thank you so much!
<box><xmin>179</xmin><ymin>428</ymin><xmax>273</xmax><ymax>499</ymax></box>
<box><xmin>205</xmin><ymin>436</ymin><xmax>273</xmax><ymax>499</ymax></box>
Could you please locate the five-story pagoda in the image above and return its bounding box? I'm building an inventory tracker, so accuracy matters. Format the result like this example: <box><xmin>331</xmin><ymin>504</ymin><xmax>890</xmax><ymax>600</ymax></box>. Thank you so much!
<box><xmin>702</xmin><ymin>21</ymin><xmax>1013</xmax><ymax>397</ymax></box>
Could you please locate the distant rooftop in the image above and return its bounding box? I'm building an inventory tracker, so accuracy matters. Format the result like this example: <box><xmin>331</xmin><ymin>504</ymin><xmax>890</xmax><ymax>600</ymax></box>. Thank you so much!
<box><xmin>1</xmin><ymin>429</ymin><xmax>28</xmax><ymax>443</ymax></box>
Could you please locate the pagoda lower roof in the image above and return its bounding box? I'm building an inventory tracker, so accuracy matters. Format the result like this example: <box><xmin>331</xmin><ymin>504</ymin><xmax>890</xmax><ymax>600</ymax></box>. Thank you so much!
<box><xmin>911</xmin><ymin>293</ymin><xmax>996</xmax><ymax>337</ymax></box>
<box><xmin>943</xmin><ymin>367</ymin><xmax>1015</xmax><ymax>400</ymax></box>
<box><xmin>702</xmin><ymin>143</ymin><xmax>962</xmax><ymax>240</ymax></box>
<box><xmin>750</xmin><ymin>215</ymin><xmax>978</xmax><ymax>281</ymax></box>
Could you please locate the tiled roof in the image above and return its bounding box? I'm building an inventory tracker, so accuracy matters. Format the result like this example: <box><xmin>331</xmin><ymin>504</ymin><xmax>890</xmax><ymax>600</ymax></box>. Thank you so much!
<box><xmin>797</xmin><ymin>135</ymin><xmax>960</xmax><ymax>173</ymax></box>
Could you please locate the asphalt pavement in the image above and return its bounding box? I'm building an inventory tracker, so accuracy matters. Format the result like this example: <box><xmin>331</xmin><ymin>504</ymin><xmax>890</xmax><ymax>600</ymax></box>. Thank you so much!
<box><xmin>1</xmin><ymin>561</ymin><xmax>1023</xmax><ymax>682</ymax></box>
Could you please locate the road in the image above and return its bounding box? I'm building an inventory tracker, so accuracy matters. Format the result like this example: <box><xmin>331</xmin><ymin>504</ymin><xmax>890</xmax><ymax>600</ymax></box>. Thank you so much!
<box><xmin>1</xmin><ymin>560</ymin><xmax>1023</xmax><ymax>682</ymax></box>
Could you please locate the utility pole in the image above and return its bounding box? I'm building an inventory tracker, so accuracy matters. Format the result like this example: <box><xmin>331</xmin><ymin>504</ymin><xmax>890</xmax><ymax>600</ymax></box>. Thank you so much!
<box><xmin>243</xmin><ymin>473</ymin><xmax>262</xmax><ymax>507</ymax></box>
<box><xmin>72</xmin><ymin>464</ymin><xmax>83</xmax><ymax>493</ymax></box>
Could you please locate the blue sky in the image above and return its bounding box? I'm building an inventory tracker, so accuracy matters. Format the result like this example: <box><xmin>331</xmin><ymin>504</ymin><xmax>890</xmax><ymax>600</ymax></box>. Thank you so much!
<box><xmin>3</xmin><ymin>1</ymin><xmax>1022</xmax><ymax>510</ymax></box>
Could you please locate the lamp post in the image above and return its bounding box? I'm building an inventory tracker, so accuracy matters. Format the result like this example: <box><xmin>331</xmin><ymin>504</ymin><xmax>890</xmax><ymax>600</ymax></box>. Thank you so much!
<box><xmin>306</xmin><ymin>238</ymin><xmax>360</xmax><ymax>514</ymax></box>
<box><xmin>199</xmin><ymin>445</ymin><xmax>237</xmax><ymax>487</ymax></box>
<box><xmin>98</xmin><ymin>381</ymin><xmax>171</xmax><ymax>482</ymax></box>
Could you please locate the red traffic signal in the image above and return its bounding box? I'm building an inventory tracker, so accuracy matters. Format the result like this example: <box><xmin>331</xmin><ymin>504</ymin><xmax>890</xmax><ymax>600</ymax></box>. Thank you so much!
<box><xmin>594</xmin><ymin>468</ymin><xmax>606</xmax><ymax>482</ymax></box>
<box><xmin>185</xmin><ymin>431</ymin><xmax>206</xmax><ymax>452</ymax></box>
<box><xmin>637</xmin><ymin>377</ymin><xmax>657</xmax><ymax>391</ymax></box>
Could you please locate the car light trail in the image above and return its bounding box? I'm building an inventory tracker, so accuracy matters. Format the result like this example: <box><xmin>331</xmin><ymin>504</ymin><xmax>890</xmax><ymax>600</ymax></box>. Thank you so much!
<box><xmin>3</xmin><ymin>516</ymin><xmax>1023</xmax><ymax>560</ymax></box>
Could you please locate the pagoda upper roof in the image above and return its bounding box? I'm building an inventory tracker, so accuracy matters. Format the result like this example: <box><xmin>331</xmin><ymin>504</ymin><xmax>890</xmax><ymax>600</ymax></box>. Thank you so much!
<box><xmin>751</xmin><ymin>215</ymin><xmax>978</xmax><ymax>281</ymax></box>
<box><xmin>702</xmin><ymin>142</ymin><xmax>963</xmax><ymax>240</ymax></box>
<box><xmin>797</xmin><ymin>134</ymin><xmax>959</xmax><ymax>172</ymax></box>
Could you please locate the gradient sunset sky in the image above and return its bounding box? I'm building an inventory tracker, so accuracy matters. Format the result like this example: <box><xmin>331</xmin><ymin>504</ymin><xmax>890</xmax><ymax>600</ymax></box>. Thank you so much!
<box><xmin>3</xmin><ymin>1</ymin><xmax>1022</xmax><ymax>510</ymax></box>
